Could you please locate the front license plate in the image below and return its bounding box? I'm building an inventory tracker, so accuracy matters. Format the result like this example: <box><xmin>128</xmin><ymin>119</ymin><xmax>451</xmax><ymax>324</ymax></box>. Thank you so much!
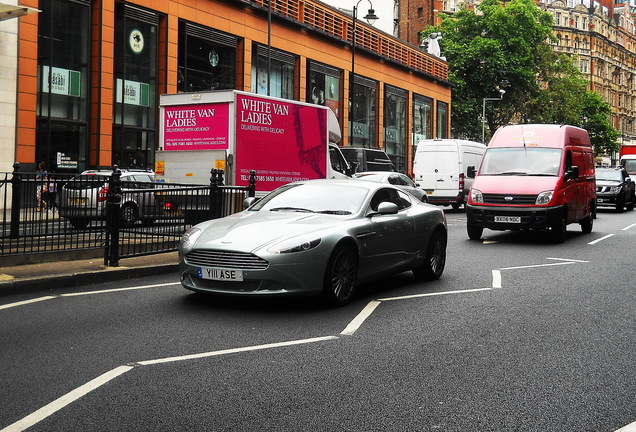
<box><xmin>198</xmin><ymin>267</ymin><xmax>243</xmax><ymax>281</ymax></box>
<box><xmin>494</xmin><ymin>216</ymin><xmax>521</xmax><ymax>223</ymax></box>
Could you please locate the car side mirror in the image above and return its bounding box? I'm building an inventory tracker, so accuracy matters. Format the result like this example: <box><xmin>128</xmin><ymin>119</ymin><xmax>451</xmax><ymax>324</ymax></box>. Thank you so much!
<box><xmin>467</xmin><ymin>166</ymin><xmax>476</xmax><ymax>178</ymax></box>
<box><xmin>243</xmin><ymin>197</ymin><xmax>258</xmax><ymax>209</ymax></box>
<box><xmin>566</xmin><ymin>165</ymin><xmax>579</xmax><ymax>180</ymax></box>
<box><xmin>376</xmin><ymin>201</ymin><xmax>398</xmax><ymax>215</ymax></box>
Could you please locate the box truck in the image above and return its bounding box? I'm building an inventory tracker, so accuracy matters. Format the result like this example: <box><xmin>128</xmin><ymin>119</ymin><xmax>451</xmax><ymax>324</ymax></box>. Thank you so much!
<box><xmin>155</xmin><ymin>90</ymin><xmax>353</xmax><ymax>190</ymax></box>
<box><xmin>412</xmin><ymin>139</ymin><xmax>486</xmax><ymax>209</ymax></box>
<box><xmin>466</xmin><ymin>124</ymin><xmax>596</xmax><ymax>243</ymax></box>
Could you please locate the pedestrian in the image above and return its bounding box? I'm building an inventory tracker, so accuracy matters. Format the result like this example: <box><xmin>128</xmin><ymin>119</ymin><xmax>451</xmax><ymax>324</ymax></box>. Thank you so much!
<box><xmin>35</xmin><ymin>161</ymin><xmax>48</xmax><ymax>211</ymax></box>
<box><xmin>43</xmin><ymin>175</ymin><xmax>57</xmax><ymax>211</ymax></box>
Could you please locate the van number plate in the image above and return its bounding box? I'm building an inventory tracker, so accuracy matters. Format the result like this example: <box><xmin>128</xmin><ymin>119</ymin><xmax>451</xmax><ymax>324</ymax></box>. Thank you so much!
<box><xmin>494</xmin><ymin>216</ymin><xmax>521</xmax><ymax>223</ymax></box>
<box><xmin>198</xmin><ymin>267</ymin><xmax>243</xmax><ymax>281</ymax></box>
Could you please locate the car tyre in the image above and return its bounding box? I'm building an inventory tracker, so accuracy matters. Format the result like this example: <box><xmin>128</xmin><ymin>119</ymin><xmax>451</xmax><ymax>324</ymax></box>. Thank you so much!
<box><xmin>413</xmin><ymin>228</ymin><xmax>447</xmax><ymax>281</ymax></box>
<box><xmin>551</xmin><ymin>216</ymin><xmax>566</xmax><ymax>243</ymax></box>
<box><xmin>322</xmin><ymin>244</ymin><xmax>357</xmax><ymax>307</ymax></box>
<box><xmin>467</xmin><ymin>223</ymin><xmax>483</xmax><ymax>241</ymax></box>
<box><xmin>627</xmin><ymin>193</ymin><xmax>635</xmax><ymax>211</ymax></box>
<box><xmin>121</xmin><ymin>203</ymin><xmax>138</xmax><ymax>227</ymax></box>
<box><xmin>69</xmin><ymin>217</ymin><xmax>90</xmax><ymax>229</ymax></box>
<box><xmin>615</xmin><ymin>196</ymin><xmax>625</xmax><ymax>212</ymax></box>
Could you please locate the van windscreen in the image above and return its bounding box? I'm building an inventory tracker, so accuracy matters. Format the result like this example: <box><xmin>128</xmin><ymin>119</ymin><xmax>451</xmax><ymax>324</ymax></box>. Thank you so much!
<box><xmin>480</xmin><ymin>148</ymin><xmax>561</xmax><ymax>176</ymax></box>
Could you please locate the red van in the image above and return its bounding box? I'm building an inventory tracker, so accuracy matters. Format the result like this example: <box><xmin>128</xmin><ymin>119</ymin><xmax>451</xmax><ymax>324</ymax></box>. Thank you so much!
<box><xmin>466</xmin><ymin>124</ymin><xmax>596</xmax><ymax>243</ymax></box>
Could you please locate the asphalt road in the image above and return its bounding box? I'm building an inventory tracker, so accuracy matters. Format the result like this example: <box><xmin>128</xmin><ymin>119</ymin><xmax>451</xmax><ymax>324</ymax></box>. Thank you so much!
<box><xmin>1</xmin><ymin>205</ymin><xmax>635</xmax><ymax>432</ymax></box>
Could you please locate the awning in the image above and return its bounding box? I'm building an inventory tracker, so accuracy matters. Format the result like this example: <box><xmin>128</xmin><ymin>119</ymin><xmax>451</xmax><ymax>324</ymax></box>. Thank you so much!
<box><xmin>0</xmin><ymin>2</ymin><xmax>40</xmax><ymax>21</ymax></box>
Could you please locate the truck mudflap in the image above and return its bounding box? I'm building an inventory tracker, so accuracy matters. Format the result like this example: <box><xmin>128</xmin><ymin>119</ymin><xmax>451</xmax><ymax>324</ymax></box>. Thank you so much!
<box><xmin>466</xmin><ymin>205</ymin><xmax>564</xmax><ymax>230</ymax></box>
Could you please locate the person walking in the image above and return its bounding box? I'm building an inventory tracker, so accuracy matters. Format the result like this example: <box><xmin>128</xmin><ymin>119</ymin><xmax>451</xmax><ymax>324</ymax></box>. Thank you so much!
<box><xmin>35</xmin><ymin>161</ymin><xmax>48</xmax><ymax>211</ymax></box>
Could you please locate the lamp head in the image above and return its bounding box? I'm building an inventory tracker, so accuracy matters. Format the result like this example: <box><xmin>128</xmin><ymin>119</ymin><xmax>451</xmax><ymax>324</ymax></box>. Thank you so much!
<box><xmin>364</xmin><ymin>8</ymin><xmax>379</xmax><ymax>25</ymax></box>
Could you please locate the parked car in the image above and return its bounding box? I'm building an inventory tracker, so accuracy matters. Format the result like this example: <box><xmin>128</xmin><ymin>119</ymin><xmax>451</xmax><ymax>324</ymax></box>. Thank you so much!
<box><xmin>595</xmin><ymin>167</ymin><xmax>635</xmax><ymax>212</ymax></box>
<box><xmin>58</xmin><ymin>169</ymin><xmax>158</xmax><ymax>228</ymax></box>
<box><xmin>178</xmin><ymin>179</ymin><xmax>447</xmax><ymax>306</ymax></box>
<box><xmin>354</xmin><ymin>171</ymin><xmax>427</xmax><ymax>202</ymax></box>
<box><xmin>340</xmin><ymin>147</ymin><xmax>396</xmax><ymax>172</ymax></box>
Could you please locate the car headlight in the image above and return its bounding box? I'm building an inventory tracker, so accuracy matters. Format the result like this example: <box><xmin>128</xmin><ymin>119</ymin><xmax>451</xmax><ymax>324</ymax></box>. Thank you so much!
<box><xmin>179</xmin><ymin>227</ymin><xmax>202</xmax><ymax>252</ymax></box>
<box><xmin>536</xmin><ymin>190</ymin><xmax>554</xmax><ymax>205</ymax></box>
<box><xmin>471</xmin><ymin>188</ymin><xmax>483</xmax><ymax>204</ymax></box>
<box><xmin>267</xmin><ymin>237</ymin><xmax>321</xmax><ymax>254</ymax></box>
<box><xmin>609</xmin><ymin>186</ymin><xmax>621</xmax><ymax>194</ymax></box>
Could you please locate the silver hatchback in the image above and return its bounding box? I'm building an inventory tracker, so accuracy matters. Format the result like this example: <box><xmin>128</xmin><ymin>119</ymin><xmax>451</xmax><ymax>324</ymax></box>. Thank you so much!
<box><xmin>58</xmin><ymin>169</ymin><xmax>157</xmax><ymax>228</ymax></box>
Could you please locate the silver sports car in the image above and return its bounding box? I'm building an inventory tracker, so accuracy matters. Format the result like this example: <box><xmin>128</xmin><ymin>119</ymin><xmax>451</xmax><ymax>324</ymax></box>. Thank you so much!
<box><xmin>178</xmin><ymin>179</ymin><xmax>447</xmax><ymax>306</ymax></box>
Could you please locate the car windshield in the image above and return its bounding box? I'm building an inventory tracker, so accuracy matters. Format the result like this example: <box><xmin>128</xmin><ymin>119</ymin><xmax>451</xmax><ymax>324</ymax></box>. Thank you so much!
<box><xmin>355</xmin><ymin>173</ymin><xmax>384</xmax><ymax>182</ymax></box>
<box><xmin>596</xmin><ymin>169</ymin><xmax>623</xmax><ymax>182</ymax></box>
<box><xmin>63</xmin><ymin>175</ymin><xmax>109</xmax><ymax>190</ymax></box>
<box><xmin>251</xmin><ymin>183</ymin><xmax>369</xmax><ymax>215</ymax></box>
<box><xmin>480</xmin><ymin>147</ymin><xmax>562</xmax><ymax>176</ymax></box>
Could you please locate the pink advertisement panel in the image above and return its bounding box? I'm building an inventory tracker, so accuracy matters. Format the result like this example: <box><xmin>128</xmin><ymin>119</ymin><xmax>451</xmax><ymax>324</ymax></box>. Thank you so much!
<box><xmin>235</xmin><ymin>94</ymin><xmax>328</xmax><ymax>190</ymax></box>
<box><xmin>163</xmin><ymin>103</ymin><xmax>230</xmax><ymax>151</ymax></box>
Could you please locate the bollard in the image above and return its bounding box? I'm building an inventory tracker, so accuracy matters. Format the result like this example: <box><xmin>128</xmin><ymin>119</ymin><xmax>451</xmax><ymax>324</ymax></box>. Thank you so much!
<box><xmin>9</xmin><ymin>162</ymin><xmax>21</xmax><ymax>239</ymax></box>
<box><xmin>105</xmin><ymin>166</ymin><xmax>122</xmax><ymax>267</ymax></box>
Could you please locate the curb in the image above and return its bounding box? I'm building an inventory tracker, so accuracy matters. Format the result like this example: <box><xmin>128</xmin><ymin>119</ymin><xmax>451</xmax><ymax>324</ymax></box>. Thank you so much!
<box><xmin>0</xmin><ymin>263</ymin><xmax>179</xmax><ymax>297</ymax></box>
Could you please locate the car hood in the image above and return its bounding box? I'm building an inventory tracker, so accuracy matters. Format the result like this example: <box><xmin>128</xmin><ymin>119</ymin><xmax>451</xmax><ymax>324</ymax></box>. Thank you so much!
<box><xmin>193</xmin><ymin>211</ymin><xmax>350</xmax><ymax>251</ymax></box>
<box><xmin>596</xmin><ymin>180</ymin><xmax>620</xmax><ymax>187</ymax></box>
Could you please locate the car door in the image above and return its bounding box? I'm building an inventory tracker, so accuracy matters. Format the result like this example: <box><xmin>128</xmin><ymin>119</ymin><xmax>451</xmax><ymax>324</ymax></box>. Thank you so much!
<box><xmin>357</xmin><ymin>188</ymin><xmax>415</xmax><ymax>278</ymax></box>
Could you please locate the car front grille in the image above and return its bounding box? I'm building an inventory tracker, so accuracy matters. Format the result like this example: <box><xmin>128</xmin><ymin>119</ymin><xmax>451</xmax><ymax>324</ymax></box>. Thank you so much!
<box><xmin>185</xmin><ymin>250</ymin><xmax>269</xmax><ymax>270</ymax></box>
<box><xmin>482</xmin><ymin>194</ymin><xmax>537</xmax><ymax>205</ymax></box>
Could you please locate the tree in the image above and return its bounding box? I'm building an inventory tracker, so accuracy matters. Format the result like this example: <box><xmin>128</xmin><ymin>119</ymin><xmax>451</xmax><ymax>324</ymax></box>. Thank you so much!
<box><xmin>431</xmin><ymin>0</ymin><xmax>619</xmax><ymax>155</ymax></box>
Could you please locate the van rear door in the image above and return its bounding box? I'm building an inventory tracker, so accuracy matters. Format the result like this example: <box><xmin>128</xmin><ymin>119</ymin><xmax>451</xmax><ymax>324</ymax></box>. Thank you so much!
<box><xmin>414</xmin><ymin>142</ymin><xmax>461</xmax><ymax>201</ymax></box>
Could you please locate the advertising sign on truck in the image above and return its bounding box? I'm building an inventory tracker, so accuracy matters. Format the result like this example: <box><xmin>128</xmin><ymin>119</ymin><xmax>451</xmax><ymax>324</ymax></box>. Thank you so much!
<box><xmin>156</xmin><ymin>90</ymin><xmax>352</xmax><ymax>191</ymax></box>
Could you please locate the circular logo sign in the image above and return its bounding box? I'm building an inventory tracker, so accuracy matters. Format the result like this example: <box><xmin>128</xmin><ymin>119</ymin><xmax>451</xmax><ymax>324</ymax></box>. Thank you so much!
<box><xmin>129</xmin><ymin>29</ymin><xmax>144</xmax><ymax>54</ymax></box>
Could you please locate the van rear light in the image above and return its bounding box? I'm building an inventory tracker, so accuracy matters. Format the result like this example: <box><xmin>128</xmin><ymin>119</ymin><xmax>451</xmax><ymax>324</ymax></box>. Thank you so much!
<box><xmin>97</xmin><ymin>187</ymin><xmax>109</xmax><ymax>202</ymax></box>
<box><xmin>459</xmin><ymin>173</ymin><xmax>465</xmax><ymax>191</ymax></box>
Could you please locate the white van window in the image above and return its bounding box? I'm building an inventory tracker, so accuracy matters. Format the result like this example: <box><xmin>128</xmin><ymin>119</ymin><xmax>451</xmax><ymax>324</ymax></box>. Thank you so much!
<box><xmin>480</xmin><ymin>148</ymin><xmax>562</xmax><ymax>176</ymax></box>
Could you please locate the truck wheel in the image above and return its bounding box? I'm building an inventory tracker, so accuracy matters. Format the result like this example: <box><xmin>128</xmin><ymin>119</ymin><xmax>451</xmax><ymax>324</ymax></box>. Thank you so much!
<box><xmin>413</xmin><ymin>228</ymin><xmax>446</xmax><ymax>281</ymax></box>
<box><xmin>551</xmin><ymin>216</ymin><xmax>566</xmax><ymax>243</ymax></box>
<box><xmin>321</xmin><ymin>245</ymin><xmax>357</xmax><ymax>307</ymax></box>
<box><xmin>467</xmin><ymin>224</ymin><xmax>483</xmax><ymax>241</ymax></box>
<box><xmin>580</xmin><ymin>214</ymin><xmax>593</xmax><ymax>234</ymax></box>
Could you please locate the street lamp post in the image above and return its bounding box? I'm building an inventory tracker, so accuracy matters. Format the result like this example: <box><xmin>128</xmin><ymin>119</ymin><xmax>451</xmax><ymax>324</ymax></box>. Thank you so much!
<box><xmin>350</xmin><ymin>0</ymin><xmax>378</xmax><ymax>146</ymax></box>
<box><xmin>482</xmin><ymin>89</ymin><xmax>506</xmax><ymax>144</ymax></box>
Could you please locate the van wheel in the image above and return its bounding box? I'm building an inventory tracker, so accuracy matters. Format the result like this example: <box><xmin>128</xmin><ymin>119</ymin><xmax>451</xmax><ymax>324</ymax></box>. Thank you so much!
<box><xmin>580</xmin><ymin>214</ymin><xmax>593</xmax><ymax>234</ymax></box>
<box><xmin>467</xmin><ymin>224</ymin><xmax>483</xmax><ymax>241</ymax></box>
<box><xmin>551</xmin><ymin>216</ymin><xmax>566</xmax><ymax>243</ymax></box>
<box><xmin>413</xmin><ymin>228</ymin><xmax>446</xmax><ymax>281</ymax></box>
<box><xmin>451</xmin><ymin>203</ymin><xmax>460</xmax><ymax>210</ymax></box>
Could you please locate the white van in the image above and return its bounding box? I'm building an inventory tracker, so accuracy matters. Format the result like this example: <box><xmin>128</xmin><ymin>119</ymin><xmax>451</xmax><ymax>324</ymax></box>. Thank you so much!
<box><xmin>620</xmin><ymin>154</ymin><xmax>636</xmax><ymax>176</ymax></box>
<box><xmin>413</xmin><ymin>139</ymin><xmax>486</xmax><ymax>209</ymax></box>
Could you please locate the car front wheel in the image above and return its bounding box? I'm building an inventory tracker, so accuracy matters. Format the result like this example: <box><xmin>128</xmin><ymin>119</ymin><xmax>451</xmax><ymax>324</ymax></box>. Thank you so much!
<box><xmin>322</xmin><ymin>245</ymin><xmax>357</xmax><ymax>306</ymax></box>
<box><xmin>413</xmin><ymin>228</ymin><xmax>447</xmax><ymax>281</ymax></box>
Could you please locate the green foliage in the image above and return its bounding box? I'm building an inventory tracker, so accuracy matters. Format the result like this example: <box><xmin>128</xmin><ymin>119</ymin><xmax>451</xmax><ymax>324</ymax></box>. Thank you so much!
<box><xmin>431</xmin><ymin>0</ymin><xmax>619</xmax><ymax>154</ymax></box>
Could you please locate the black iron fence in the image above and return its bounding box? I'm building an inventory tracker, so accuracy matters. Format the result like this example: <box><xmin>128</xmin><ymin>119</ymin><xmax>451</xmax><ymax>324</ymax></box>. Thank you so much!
<box><xmin>0</xmin><ymin>163</ymin><xmax>256</xmax><ymax>266</ymax></box>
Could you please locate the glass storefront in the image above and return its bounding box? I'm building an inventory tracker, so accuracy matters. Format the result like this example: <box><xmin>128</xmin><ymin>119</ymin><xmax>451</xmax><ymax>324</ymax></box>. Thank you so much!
<box><xmin>178</xmin><ymin>21</ymin><xmax>237</xmax><ymax>93</ymax></box>
<box><xmin>350</xmin><ymin>75</ymin><xmax>377</xmax><ymax>148</ymax></box>
<box><xmin>384</xmin><ymin>85</ymin><xmax>406</xmax><ymax>173</ymax></box>
<box><xmin>436</xmin><ymin>101</ymin><xmax>449</xmax><ymax>139</ymax></box>
<box><xmin>113</xmin><ymin>3</ymin><xmax>159</xmax><ymax>169</ymax></box>
<box><xmin>413</xmin><ymin>94</ymin><xmax>433</xmax><ymax>145</ymax></box>
<box><xmin>251</xmin><ymin>44</ymin><xmax>296</xmax><ymax>99</ymax></box>
<box><xmin>306</xmin><ymin>60</ymin><xmax>341</xmax><ymax>117</ymax></box>
<box><xmin>37</xmin><ymin>0</ymin><xmax>90</xmax><ymax>172</ymax></box>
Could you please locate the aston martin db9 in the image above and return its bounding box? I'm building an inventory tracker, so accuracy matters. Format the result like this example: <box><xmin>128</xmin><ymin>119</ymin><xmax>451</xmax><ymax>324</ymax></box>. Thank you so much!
<box><xmin>178</xmin><ymin>179</ymin><xmax>447</xmax><ymax>306</ymax></box>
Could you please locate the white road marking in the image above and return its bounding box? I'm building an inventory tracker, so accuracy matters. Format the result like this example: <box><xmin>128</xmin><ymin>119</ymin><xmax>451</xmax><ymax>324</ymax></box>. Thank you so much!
<box><xmin>0</xmin><ymin>366</ymin><xmax>133</xmax><ymax>432</ymax></box>
<box><xmin>0</xmin><ymin>296</ymin><xmax>56</xmax><ymax>311</ymax></box>
<box><xmin>546</xmin><ymin>257</ymin><xmax>589</xmax><ymax>263</ymax></box>
<box><xmin>340</xmin><ymin>301</ymin><xmax>381</xmax><ymax>336</ymax></box>
<box><xmin>588</xmin><ymin>234</ymin><xmax>615</xmax><ymax>245</ymax></box>
<box><xmin>615</xmin><ymin>421</ymin><xmax>636</xmax><ymax>432</ymax></box>
<box><xmin>622</xmin><ymin>223</ymin><xmax>636</xmax><ymax>231</ymax></box>
<box><xmin>378</xmin><ymin>287</ymin><xmax>492</xmax><ymax>302</ymax></box>
<box><xmin>61</xmin><ymin>282</ymin><xmax>181</xmax><ymax>297</ymax></box>
<box><xmin>500</xmin><ymin>261</ymin><xmax>578</xmax><ymax>271</ymax></box>
<box><xmin>492</xmin><ymin>270</ymin><xmax>502</xmax><ymax>289</ymax></box>
<box><xmin>137</xmin><ymin>336</ymin><xmax>339</xmax><ymax>366</ymax></box>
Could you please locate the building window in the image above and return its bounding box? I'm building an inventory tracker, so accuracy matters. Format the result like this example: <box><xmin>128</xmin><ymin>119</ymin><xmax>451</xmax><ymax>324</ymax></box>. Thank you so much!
<box><xmin>350</xmin><ymin>75</ymin><xmax>377</xmax><ymax>148</ymax></box>
<box><xmin>37</xmin><ymin>0</ymin><xmax>90</xmax><ymax>172</ymax></box>
<box><xmin>417</xmin><ymin>7</ymin><xmax>423</xmax><ymax>18</ymax></box>
<box><xmin>113</xmin><ymin>3</ymin><xmax>159</xmax><ymax>169</ymax></box>
<box><xmin>436</xmin><ymin>101</ymin><xmax>448</xmax><ymax>139</ymax></box>
<box><xmin>178</xmin><ymin>21</ymin><xmax>237</xmax><ymax>93</ymax></box>
<box><xmin>413</xmin><ymin>94</ymin><xmax>432</xmax><ymax>144</ymax></box>
<box><xmin>306</xmin><ymin>60</ymin><xmax>341</xmax><ymax>118</ymax></box>
<box><xmin>251</xmin><ymin>44</ymin><xmax>296</xmax><ymax>100</ymax></box>
<box><xmin>384</xmin><ymin>85</ymin><xmax>406</xmax><ymax>173</ymax></box>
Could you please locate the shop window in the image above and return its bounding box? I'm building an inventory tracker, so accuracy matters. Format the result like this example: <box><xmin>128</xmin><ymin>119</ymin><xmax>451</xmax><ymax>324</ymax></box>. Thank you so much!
<box><xmin>306</xmin><ymin>60</ymin><xmax>341</xmax><ymax>117</ymax></box>
<box><xmin>384</xmin><ymin>85</ymin><xmax>406</xmax><ymax>173</ymax></box>
<box><xmin>251</xmin><ymin>44</ymin><xmax>296</xmax><ymax>100</ymax></box>
<box><xmin>413</xmin><ymin>94</ymin><xmax>432</xmax><ymax>145</ymax></box>
<box><xmin>178</xmin><ymin>21</ymin><xmax>237</xmax><ymax>93</ymax></box>
<box><xmin>113</xmin><ymin>3</ymin><xmax>159</xmax><ymax>169</ymax></box>
<box><xmin>436</xmin><ymin>101</ymin><xmax>448</xmax><ymax>139</ymax></box>
<box><xmin>350</xmin><ymin>75</ymin><xmax>377</xmax><ymax>148</ymax></box>
<box><xmin>36</xmin><ymin>0</ymin><xmax>90</xmax><ymax>172</ymax></box>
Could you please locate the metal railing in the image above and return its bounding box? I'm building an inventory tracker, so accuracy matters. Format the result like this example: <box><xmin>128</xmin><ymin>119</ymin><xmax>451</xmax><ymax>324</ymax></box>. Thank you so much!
<box><xmin>0</xmin><ymin>163</ymin><xmax>256</xmax><ymax>267</ymax></box>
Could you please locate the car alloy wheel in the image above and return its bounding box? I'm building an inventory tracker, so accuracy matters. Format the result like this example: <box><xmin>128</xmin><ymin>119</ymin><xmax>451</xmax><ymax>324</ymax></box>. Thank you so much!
<box><xmin>322</xmin><ymin>245</ymin><xmax>357</xmax><ymax>306</ymax></box>
<box><xmin>413</xmin><ymin>228</ymin><xmax>447</xmax><ymax>281</ymax></box>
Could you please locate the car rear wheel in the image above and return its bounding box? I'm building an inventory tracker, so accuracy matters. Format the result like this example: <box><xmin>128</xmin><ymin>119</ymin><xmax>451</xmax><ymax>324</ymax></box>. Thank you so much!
<box><xmin>68</xmin><ymin>217</ymin><xmax>90</xmax><ymax>229</ymax></box>
<box><xmin>322</xmin><ymin>245</ymin><xmax>357</xmax><ymax>306</ymax></box>
<box><xmin>467</xmin><ymin>223</ymin><xmax>483</xmax><ymax>240</ymax></box>
<box><xmin>413</xmin><ymin>228</ymin><xmax>447</xmax><ymax>281</ymax></box>
<box><xmin>121</xmin><ymin>203</ymin><xmax>139</xmax><ymax>227</ymax></box>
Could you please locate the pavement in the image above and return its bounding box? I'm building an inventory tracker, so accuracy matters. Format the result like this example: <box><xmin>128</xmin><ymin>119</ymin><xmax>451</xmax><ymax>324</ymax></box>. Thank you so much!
<box><xmin>0</xmin><ymin>251</ymin><xmax>180</xmax><ymax>296</ymax></box>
